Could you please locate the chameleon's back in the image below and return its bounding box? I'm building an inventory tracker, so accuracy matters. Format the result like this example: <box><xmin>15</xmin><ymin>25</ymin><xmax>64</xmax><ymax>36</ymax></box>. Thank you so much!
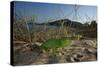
<box><xmin>41</xmin><ymin>39</ymin><xmax>61</xmax><ymax>50</ymax></box>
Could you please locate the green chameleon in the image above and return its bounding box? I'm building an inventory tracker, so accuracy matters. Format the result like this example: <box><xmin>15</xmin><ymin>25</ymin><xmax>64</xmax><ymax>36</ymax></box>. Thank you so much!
<box><xmin>41</xmin><ymin>34</ymin><xmax>82</xmax><ymax>50</ymax></box>
<box><xmin>41</xmin><ymin>38</ymin><xmax>72</xmax><ymax>51</ymax></box>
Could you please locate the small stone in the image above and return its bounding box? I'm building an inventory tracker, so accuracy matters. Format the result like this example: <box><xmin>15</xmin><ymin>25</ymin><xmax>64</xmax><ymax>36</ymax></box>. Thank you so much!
<box><xmin>34</xmin><ymin>42</ymin><xmax>42</xmax><ymax>46</ymax></box>
<box><xmin>58</xmin><ymin>53</ymin><xmax>62</xmax><ymax>56</ymax></box>
<box><xmin>70</xmin><ymin>57</ymin><xmax>75</xmax><ymax>62</ymax></box>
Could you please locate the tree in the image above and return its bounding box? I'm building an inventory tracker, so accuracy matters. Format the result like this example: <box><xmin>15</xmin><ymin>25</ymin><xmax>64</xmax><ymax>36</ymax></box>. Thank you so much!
<box><xmin>90</xmin><ymin>20</ymin><xmax>97</xmax><ymax>29</ymax></box>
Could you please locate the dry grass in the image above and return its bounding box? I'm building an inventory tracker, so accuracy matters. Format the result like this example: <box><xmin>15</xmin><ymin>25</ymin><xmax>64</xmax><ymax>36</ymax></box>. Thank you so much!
<box><xmin>13</xmin><ymin>17</ymin><xmax>97</xmax><ymax>66</ymax></box>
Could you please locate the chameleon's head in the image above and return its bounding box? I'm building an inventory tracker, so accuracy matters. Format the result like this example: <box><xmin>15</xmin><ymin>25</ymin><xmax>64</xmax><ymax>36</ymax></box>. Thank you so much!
<box><xmin>61</xmin><ymin>37</ymin><xmax>72</xmax><ymax>47</ymax></box>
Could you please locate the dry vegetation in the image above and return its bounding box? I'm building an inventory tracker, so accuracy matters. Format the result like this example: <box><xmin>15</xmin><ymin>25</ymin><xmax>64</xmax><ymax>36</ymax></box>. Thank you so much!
<box><xmin>13</xmin><ymin>16</ymin><xmax>97</xmax><ymax>66</ymax></box>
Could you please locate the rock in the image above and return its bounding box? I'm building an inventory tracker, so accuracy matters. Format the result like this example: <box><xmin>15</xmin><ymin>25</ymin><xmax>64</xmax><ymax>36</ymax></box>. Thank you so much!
<box><xmin>88</xmin><ymin>48</ymin><xmax>97</xmax><ymax>54</ymax></box>
<box><xmin>70</xmin><ymin>57</ymin><xmax>76</xmax><ymax>62</ymax></box>
<box><xmin>84</xmin><ymin>48</ymin><xmax>97</xmax><ymax>55</ymax></box>
<box><xmin>69</xmin><ymin>53</ymin><xmax>83</xmax><ymax>62</ymax></box>
<box><xmin>34</xmin><ymin>42</ymin><xmax>42</xmax><ymax>46</ymax></box>
<box><xmin>82</xmin><ymin>40</ymin><xmax>96</xmax><ymax>48</ymax></box>
<box><xmin>58</xmin><ymin>53</ymin><xmax>62</xmax><ymax>56</ymax></box>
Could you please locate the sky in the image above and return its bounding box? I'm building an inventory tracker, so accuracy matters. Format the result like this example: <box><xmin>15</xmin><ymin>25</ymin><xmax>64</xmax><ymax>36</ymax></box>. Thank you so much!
<box><xmin>13</xmin><ymin>1</ymin><xmax>97</xmax><ymax>23</ymax></box>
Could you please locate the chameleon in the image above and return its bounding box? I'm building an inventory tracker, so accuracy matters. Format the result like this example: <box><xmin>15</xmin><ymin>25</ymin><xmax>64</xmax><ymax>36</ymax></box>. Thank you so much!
<box><xmin>41</xmin><ymin>37</ymin><xmax>72</xmax><ymax>50</ymax></box>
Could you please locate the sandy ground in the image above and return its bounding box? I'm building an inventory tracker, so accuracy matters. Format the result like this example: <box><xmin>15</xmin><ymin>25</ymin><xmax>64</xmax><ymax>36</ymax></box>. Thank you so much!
<box><xmin>13</xmin><ymin>39</ymin><xmax>97</xmax><ymax>66</ymax></box>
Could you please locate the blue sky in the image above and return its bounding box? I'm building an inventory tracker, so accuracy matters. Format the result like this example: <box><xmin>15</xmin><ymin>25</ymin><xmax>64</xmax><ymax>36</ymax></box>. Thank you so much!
<box><xmin>14</xmin><ymin>1</ymin><xmax>97</xmax><ymax>23</ymax></box>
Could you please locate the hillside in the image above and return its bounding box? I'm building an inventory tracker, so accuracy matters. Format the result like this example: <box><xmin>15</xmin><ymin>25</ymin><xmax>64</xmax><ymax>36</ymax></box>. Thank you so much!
<box><xmin>38</xmin><ymin>19</ymin><xmax>83</xmax><ymax>29</ymax></box>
